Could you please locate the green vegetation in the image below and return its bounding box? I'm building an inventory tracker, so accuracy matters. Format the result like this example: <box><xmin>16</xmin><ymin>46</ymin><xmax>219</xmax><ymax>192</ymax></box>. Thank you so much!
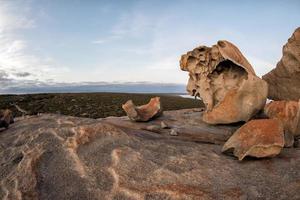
<box><xmin>0</xmin><ymin>93</ymin><xmax>203</xmax><ymax>119</ymax></box>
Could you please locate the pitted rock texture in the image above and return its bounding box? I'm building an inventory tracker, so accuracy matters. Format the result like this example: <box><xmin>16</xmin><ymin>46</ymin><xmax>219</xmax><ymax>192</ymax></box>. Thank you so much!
<box><xmin>264</xmin><ymin>100</ymin><xmax>300</xmax><ymax>147</ymax></box>
<box><xmin>122</xmin><ymin>97</ymin><xmax>163</xmax><ymax>122</ymax></box>
<box><xmin>263</xmin><ymin>27</ymin><xmax>300</xmax><ymax>100</ymax></box>
<box><xmin>1</xmin><ymin>109</ymin><xmax>300</xmax><ymax>200</ymax></box>
<box><xmin>265</xmin><ymin>100</ymin><xmax>300</xmax><ymax>136</ymax></box>
<box><xmin>222</xmin><ymin>119</ymin><xmax>285</xmax><ymax>160</ymax></box>
<box><xmin>180</xmin><ymin>40</ymin><xmax>268</xmax><ymax>124</ymax></box>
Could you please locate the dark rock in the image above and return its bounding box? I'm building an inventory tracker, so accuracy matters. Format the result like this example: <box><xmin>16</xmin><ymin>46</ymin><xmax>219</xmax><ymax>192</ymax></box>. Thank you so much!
<box><xmin>0</xmin><ymin>109</ymin><xmax>14</xmax><ymax>129</ymax></box>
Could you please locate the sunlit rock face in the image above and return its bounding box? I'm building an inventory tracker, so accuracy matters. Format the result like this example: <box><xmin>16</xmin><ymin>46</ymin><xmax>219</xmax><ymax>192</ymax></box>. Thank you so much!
<box><xmin>264</xmin><ymin>100</ymin><xmax>300</xmax><ymax>136</ymax></box>
<box><xmin>122</xmin><ymin>97</ymin><xmax>163</xmax><ymax>122</ymax></box>
<box><xmin>180</xmin><ymin>40</ymin><xmax>268</xmax><ymax>124</ymax></box>
<box><xmin>2</xmin><ymin>111</ymin><xmax>300</xmax><ymax>199</ymax></box>
<box><xmin>263</xmin><ymin>27</ymin><xmax>300</xmax><ymax>101</ymax></box>
<box><xmin>264</xmin><ymin>100</ymin><xmax>300</xmax><ymax>147</ymax></box>
<box><xmin>222</xmin><ymin>119</ymin><xmax>284</xmax><ymax>161</ymax></box>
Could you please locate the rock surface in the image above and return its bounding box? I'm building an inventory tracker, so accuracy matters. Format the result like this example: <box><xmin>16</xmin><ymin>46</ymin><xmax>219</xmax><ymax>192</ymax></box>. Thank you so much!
<box><xmin>264</xmin><ymin>100</ymin><xmax>300</xmax><ymax>147</ymax></box>
<box><xmin>122</xmin><ymin>97</ymin><xmax>163</xmax><ymax>122</ymax></box>
<box><xmin>180</xmin><ymin>40</ymin><xmax>268</xmax><ymax>124</ymax></box>
<box><xmin>0</xmin><ymin>109</ymin><xmax>14</xmax><ymax>129</ymax></box>
<box><xmin>0</xmin><ymin>109</ymin><xmax>300</xmax><ymax>199</ymax></box>
<box><xmin>262</xmin><ymin>27</ymin><xmax>300</xmax><ymax>100</ymax></box>
<box><xmin>265</xmin><ymin>100</ymin><xmax>300</xmax><ymax>136</ymax></box>
<box><xmin>222</xmin><ymin>119</ymin><xmax>285</xmax><ymax>160</ymax></box>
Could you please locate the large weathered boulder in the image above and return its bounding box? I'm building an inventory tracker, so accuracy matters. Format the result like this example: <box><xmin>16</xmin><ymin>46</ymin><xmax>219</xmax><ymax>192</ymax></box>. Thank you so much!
<box><xmin>222</xmin><ymin>119</ymin><xmax>285</xmax><ymax>161</ymax></box>
<box><xmin>262</xmin><ymin>27</ymin><xmax>300</xmax><ymax>100</ymax></box>
<box><xmin>0</xmin><ymin>109</ymin><xmax>14</xmax><ymax>129</ymax></box>
<box><xmin>180</xmin><ymin>40</ymin><xmax>268</xmax><ymax>124</ymax></box>
<box><xmin>122</xmin><ymin>97</ymin><xmax>163</xmax><ymax>122</ymax></box>
<box><xmin>264</xmin><ymin>100</ymin><xmax>300</xmax><ymax>147</ymax></box>
<box><xmin>1</xmin><ymin>110</ymin><xmax>300</xmax><ymax>199</ymax></box>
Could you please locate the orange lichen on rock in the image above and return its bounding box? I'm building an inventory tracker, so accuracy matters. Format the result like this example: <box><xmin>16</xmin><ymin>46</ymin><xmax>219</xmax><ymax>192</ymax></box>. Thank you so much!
<box><xmin>180</xmin><ymin>40</ymin><xmax>267</xmax><ymax>124</ymax></box>
<box><xmin>264</xmin><ymin>100</ymin><xmax>300</xmax><ymax>146</ymax></box>
<box><xmin>122</xmin><ymin>97</ymin><xmax>163</xmax><ymax>122</ymax></box>
<box><xmin>264</xmin><ymin>100</ymin><xmax>300</xmax><ymax>136</ymax></box>
<box><xmin>222</xmin><ymin>119</ymin><xmax>284</xmax><ymax>161</ymax></box>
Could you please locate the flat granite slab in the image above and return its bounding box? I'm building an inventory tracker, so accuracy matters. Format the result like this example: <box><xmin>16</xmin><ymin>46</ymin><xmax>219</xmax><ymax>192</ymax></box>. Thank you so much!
<box><xmin>0</xmin><ymin>109</ymin><xmax>299</xmax><ymax>200</ymax></box>
<box><xmin>102</xmin><ymin>108</ymin><xmax>241</xmax><ymax>145</ymax></box>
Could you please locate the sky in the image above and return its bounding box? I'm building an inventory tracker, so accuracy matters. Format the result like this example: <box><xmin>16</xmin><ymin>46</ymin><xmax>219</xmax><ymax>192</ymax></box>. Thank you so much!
<box><xmin>0</xmin><ymin>0</ymin><xmax>300</xmax><ymax>92</ymax></box>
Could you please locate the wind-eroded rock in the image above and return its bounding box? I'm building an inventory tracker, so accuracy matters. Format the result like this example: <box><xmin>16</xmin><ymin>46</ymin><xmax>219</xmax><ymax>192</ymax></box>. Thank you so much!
<box><xmin>0</xmin><ymin>109</ymin><xmax>14</xmax><ymax>129</ymax></box>
<box><xmin>265</xmin><ymin>100</ymin><xmax>300</xmax><ymax>136</ymax></box>
<box><xmin>222</xmin><ymin>119</ymin><xmax>284</xmax><ymax>160</ymax></box>
<box><xmin>180</xmin><ymin>40</ymin><xmax>267</xmax><ymax>124</ymax></box>
<box><xmin>263</xmin><ymin>27</ymin><xmax>300</xmax><ymax>100</ymax></box>
<box><xmin>122</xmin><ymin>97</ymin><xmax>163</xmax><ymax>122</ymax></box>
<box><xmin>264</xmin><ymin>100</ymin><xmax>300</xmax><ymax>147</ymax></box>
<box><xmin>1</xmin><ymin>110</ymin><xmax>300</xmax><ymax>199</ymax></box>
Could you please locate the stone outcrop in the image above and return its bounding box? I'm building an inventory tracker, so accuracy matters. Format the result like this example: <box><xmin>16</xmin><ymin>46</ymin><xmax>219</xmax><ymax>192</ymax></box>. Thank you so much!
<box><xmin>0</xmin><ymin>109</ymin><xmax>14</xmax><ymax>129</ymax></box>
<box><xmin>1</xmin><ymin>109</ymin><xmax>300</xmax><ymax>199</ymax></box>
<box><xmin>264</xmin><ymin>100</ymin><xmax>300</xmax><ymax>147</ymax></box>
<box><xmin>180</xmin><ymin>40</ymin><xmax>268</xmax><ymax>124</ymax></box>
<box><xmin>222</xmin><ymin>119</ymin><xmax>285</xmax><ymax>160</ymax></box>
<box><xmin>122</xmin><ymin>97</ymin><xmax>163</xmax><ymax>122</ymax></box>
<box><xmin>262</xmin><ymin>27</ymin><xmax>300</xmax><ymax>100</ymax></box>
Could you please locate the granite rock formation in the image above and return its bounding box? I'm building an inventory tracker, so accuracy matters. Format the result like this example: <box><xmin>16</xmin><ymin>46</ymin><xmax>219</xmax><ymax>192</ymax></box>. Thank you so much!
<box><xmin>222</xmin><ymin>119</ymin><xmax>285</xmax><ymax>160</ymax></box>
<box><xmin>180</xmin><ymin>40</ymin><xmax>268</xmax><ymax>124</ymax></box>
<box><xmin>122</xmin><ymin>97</ymin><xmax>163</xmax><ymax>122</ymax></box>
<box><xmin>1</xmin><ymin>109</ymin><xmax>300</xmax><ymax>199</ymax></box>
<box><xmin>262</xmin><ymin>27</ymin><xmax>300</xmax><ymax>100</ymax></box>
<box><xmin>0</xmin><ymin>109</ymin><xmax>14</xmax><ymax>129</ymax></box>
<box><xmin>264</xmin><ymin>100</ymin><xmax>300</xmax><ymax>147</ymax></box>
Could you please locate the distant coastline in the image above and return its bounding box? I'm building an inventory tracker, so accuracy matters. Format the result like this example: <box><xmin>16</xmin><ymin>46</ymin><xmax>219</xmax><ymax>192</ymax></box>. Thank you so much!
<box><xmin>0</xmin><ymin>82</ymin><xmax>187</xmax><ymax>95</ymax></box>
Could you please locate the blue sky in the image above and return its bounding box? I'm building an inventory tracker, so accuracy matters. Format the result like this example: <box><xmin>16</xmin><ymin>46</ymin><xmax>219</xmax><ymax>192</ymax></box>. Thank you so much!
<box><xmin>0</xmin><ymin>0</ymin><xmax>299</xmax><ymax>90</ymax></box>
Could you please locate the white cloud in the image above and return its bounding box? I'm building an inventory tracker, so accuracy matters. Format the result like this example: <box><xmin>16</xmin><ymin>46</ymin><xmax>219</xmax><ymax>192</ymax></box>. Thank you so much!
<box><xmin>92</xmin><ymin>6</ymin><xmax>158</xmax><ymax>45</ymax></box>
<box><xmin>6</xmin><ymin>40</ymin><xmax>26</xmax><ymax>53</ymax></box>
<box><xmin>92</xmin><ymin>39</ymin><xmax>105</xmax><ymax>44</ymax></box>
<box><xmin>0</xmin><ymin>1</ymin><xmax>69</xmax><ymax>91</ymax></box>
<box><xmin>91</xmin><ymin>34</ymin><xmax>122</xmax><ymax>45</ymax></box>
<box><xmin>0</xmin><ymin>1</ymin><xmax>35</xmax><ymax>31</ymax></box>
<box><xmin>0</xmin><ymin>1</ymin><xmax>288</xmax><ymax>93</ymax></box>
<box><xmin>106</xmin><ymin>3</ymin><xmax>281</xmax><ymax>83</ymax></box>
<box><xmin>111</xmin><ymin>12</ymin><xmax>154</xmax><ymax>38</ymax></box>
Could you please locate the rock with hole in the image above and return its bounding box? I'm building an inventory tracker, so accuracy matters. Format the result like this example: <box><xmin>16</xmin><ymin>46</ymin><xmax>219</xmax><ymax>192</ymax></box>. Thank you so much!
<box><xmin>180</xmin><ymin>40</ymin><xmax>268</xmax><ymax>124</ymax></box>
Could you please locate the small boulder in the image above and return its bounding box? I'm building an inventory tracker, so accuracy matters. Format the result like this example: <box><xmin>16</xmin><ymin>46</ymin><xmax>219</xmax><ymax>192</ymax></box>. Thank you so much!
<box><xmin>264</xmin><ymin>100</ymin><xmax>300</xmax><ymax>147</ymax></box>
<box><xmin>122</xmin><ymin>97</ymin><xmax>163</xmax><ymax>122</ymax></box>
<box><xmin>170</xmin><ymin>129</ymin><xmax>178</xmax><ymax>136</ymax></box>
<box><xmin>143</xmin><ymin>125</ymin><xmax>161</xmax><ymax>132</ymax></box>
<box><xmin>222</xmin><ymin>119</ymin><xmax>284</xmax><ymax>161</ymax></box>
<box><xmin>0</xmin><ymin>109</ymin><xmax>14</xmax><ymax>129</ymax></box>
<box><xmin>160</xmin><ymin>121</ymin><xmax>169</xmax><ymax>129</ymax></box>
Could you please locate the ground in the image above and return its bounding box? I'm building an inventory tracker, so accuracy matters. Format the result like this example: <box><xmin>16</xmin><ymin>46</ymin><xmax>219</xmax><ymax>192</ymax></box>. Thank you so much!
<box><xmin>1</xmin><ymin>109</ymin><xmax>299</xmax><ymax>200</ymax></box>
<box><xmin>0</xmin><ymin>93</ymin><xmax>203</xmax><ymax>118</ymax></box>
